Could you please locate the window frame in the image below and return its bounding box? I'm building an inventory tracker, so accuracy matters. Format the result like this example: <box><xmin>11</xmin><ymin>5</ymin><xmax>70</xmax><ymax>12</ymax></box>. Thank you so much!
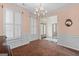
<box><xmin>3</xmin><ymin>8</ymin><xmax>22</xmax><ymax>40</ymax></box>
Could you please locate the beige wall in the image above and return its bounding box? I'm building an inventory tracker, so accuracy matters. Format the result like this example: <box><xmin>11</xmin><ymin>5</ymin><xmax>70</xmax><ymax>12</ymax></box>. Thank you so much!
<box><xmin>0</xmin><ymin>3</ymin><xmax>30</xmax><ymax>36</ymax></box>
<box><xmin>52</xmin><ymin>4</ymin><xmax>79</xmax><ymax>36</ymax></box>
<box><xmin>22</xmin><ymin>9</ymin><xmax>30</xmax><ymax>34</ymax></box>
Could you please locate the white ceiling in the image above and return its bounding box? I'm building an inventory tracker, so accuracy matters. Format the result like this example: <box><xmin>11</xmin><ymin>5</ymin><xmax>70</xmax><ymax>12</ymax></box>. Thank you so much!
<box><xmin>17</xmin><ymin>3</ymin><xmax>71</xmax><ymax>16</ymax></box>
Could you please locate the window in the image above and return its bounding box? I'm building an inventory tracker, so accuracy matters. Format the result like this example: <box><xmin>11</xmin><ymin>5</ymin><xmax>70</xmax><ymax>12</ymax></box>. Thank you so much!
<box><xmin>4</xmin><ymin>8</ymin><xmax>22</xmax><ymax>40</ymax></box>
<box><xmin>30</xmin><ymin>17</ymin><xmax>37</xmax><ymax>35</ymax></box>
<box><xmin>14</xmin><ymin>11</ymin><xmax>22</xmax><ymax>38</ymax></box>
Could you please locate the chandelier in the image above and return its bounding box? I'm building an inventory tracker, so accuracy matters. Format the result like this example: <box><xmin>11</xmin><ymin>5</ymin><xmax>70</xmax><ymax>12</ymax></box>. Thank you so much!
<box><xmin>34</xmin><ymin>4</ymin><xmax>47</xmax><ymax>17</ymax></box>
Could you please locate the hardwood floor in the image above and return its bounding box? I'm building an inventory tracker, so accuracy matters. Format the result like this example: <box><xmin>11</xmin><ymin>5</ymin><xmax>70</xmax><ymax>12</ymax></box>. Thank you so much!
<box><xmin>12</xmin><ymin>40</ymin><xmax>79</xmax><ymax>56</ymax></box>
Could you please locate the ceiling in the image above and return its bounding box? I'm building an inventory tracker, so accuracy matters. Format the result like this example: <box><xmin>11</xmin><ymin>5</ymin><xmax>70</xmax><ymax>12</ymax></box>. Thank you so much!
<box><xmin>17</xmin><ymin>3</ymin><xmax>71</xmax><ymax>16</ymax></box>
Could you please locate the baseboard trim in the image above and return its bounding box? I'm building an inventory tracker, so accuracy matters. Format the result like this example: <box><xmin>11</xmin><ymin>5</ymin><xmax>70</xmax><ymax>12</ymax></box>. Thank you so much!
<box><xmin>58</xmin><ymin>43</ymin><xmax>79</xmax><ymax>51</ymax></box>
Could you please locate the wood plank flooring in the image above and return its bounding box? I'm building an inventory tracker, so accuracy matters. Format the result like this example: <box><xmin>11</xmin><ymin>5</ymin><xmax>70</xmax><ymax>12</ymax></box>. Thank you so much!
<box><xmin>12</xmin><ymin>40</ymin><xmax>79</xmax><ymax>56</ymax></box>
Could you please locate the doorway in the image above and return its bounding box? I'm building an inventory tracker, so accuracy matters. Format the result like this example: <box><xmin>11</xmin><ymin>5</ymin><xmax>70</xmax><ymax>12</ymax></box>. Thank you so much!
<box><xmin>40</xmin><ymin>23</ymin><xmax>47</xmax><ymax>39</ymax></box>
<box><xmin>40</xmin><ymin>16</ymin><xmax>58</xmax><ymax>42</ymax></box>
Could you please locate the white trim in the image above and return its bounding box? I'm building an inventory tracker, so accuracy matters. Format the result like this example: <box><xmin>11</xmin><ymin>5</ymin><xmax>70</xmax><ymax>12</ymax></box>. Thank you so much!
<box><xmin>57</xmin><ymin>43</ymin><xmax>79</xmax><ymax>51</ymax></box>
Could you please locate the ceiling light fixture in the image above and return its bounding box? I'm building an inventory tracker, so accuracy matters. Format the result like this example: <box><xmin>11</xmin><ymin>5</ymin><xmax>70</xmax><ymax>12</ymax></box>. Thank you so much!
<box><xmin>34</xmin><ymin>3</ymin><xmax>47</xmax><ymax>17</ymax></box>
